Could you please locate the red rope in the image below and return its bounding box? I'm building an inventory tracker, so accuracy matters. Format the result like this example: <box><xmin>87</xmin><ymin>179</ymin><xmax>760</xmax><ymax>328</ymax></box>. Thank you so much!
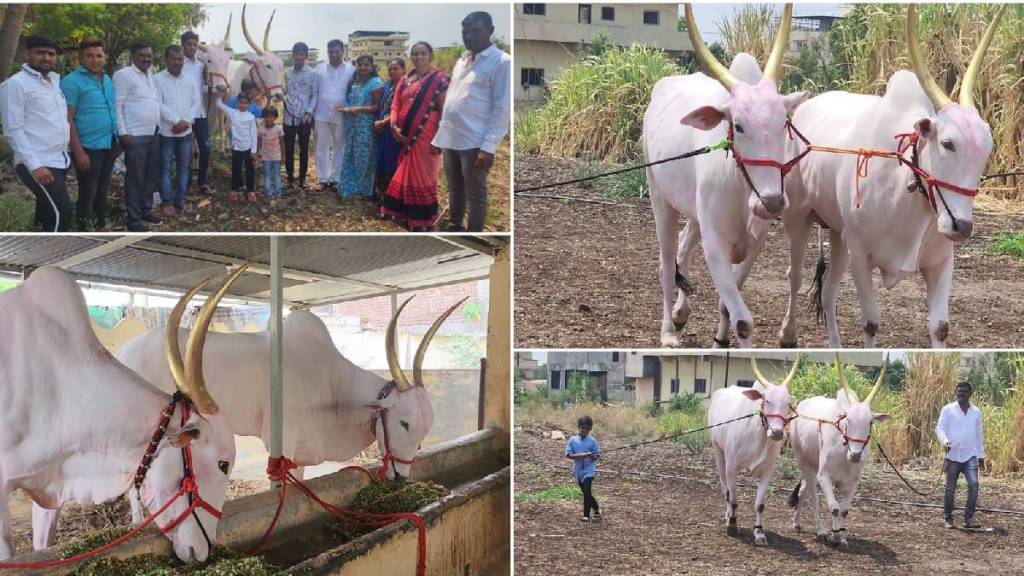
<box><xmin>249</xmin><ymin>456</ymin><xmax>428</xmax><ymax>576</ymax></box>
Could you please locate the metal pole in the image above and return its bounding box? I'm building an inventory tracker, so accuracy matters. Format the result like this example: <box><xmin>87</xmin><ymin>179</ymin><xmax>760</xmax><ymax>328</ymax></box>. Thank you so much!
<box><xmin>270</xmin><ymin>237</ymin><xmax>284</xmax><ymax>488</ymax></box>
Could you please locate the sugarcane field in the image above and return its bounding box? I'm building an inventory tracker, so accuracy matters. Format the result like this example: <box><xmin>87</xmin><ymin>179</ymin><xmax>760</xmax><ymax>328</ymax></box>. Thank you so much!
<box><xmin>513</xmin><ymin>3</ymin><xmax>1024</xmax><ymax>349</ymax></box>
<box><xmin>513</xmin><ymin>351</ymin><xmax>1024</xmax><ymax>575</ymax></box>
<box><xmin>0</xmin><ymin>235</ymin><xmax>511</xmax><ymax>575</ymax></box>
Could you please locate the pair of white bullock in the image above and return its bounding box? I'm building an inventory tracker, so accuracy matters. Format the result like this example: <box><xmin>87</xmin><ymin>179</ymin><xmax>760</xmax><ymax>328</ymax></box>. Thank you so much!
<box><xmin>647</xmin><ymin>4</ymin><xmax>1006</xmax><ymax>348</ymax></box>
<box><xmin>709</xmin><ymin>354</ymin><xmax>889</xmax><ymax>548</ymax></box>
<box><xmin>0</xmin><ymin>265</ymin><xmax>458</xmax><ymax>563</ymax></box>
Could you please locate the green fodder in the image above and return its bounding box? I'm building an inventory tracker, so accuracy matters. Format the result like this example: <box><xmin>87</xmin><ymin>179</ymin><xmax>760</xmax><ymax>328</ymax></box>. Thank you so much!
<box><xmin>69</xmin><ymin>546</ymin><xmax>284</xmax><ymax>576</ymax></box>
<box><xmin>532</xmin><ymin>45</ymin><xmax>681</xmax><ymax>164</ymax></box>
<box><xmin>993</xmin><ymin>354</ymin><xmax>1024</xmax><ymax>477</ymax></box>
<box><xmin>516</xmin><ymin>483</ymin><xmax>583</xmax><ymax>503</ymax></box>
<box><xmin>829</xmin><ymin>4</ymin><xmax>1024</xmax><ymax>199</ymax></box>
<box><xmin>989</xmin><ymin>232</ymin><xmax>1024</xmax><ymax>259</ymax></box>
<box><xmin>324</xmin><ymin>480</ymin><xmax>448</xmax><ymax>542</ymax></box>
<box><xmin>513</xmin><ymin>107</ymin><xmax>545</xmax><ymax>156</ymax></box>
<box><xmin>0</xmin><ymin>192</ymin><xmax>35</xmax><ymax>232</ymax></box>
<box><xmin>716</xmin><ymin>4</ymin><xmax>779</xmax><ymax>67</ymax></box>
<box><xmin>61</xmin><ymin>526</ymin><xmax>133</xmax><ymax>559</ymax></box>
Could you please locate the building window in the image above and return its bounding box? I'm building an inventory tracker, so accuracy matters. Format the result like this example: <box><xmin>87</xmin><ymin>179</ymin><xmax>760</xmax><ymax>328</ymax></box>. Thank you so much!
<box><xmin>694</xmin><ymin>378</ymin><xmax>707</xmax><ymax>395</ymax></box>
<box><xmin>602</xmin><ymin>6</ymin><xmax>615</xmax><ymax>21</ymax></box>
<box><xmin>523</xmin><ymin>3</ymin><xmax>546</xmax><ymax>15</ymax></box>
<box><xmin>612</xmin><ymin>352</ymin><xmax>619</xmax><ymax>362</ymax></box>
<box><xmin>643</xmin><ymin>10</ymin><xmax>660</xmax><ymax>25</ymax></box>
<box><xmin>579</xmin><ymin>4</ymin><xmax>591</xmax><ymax>24</ymax></box>
<box><xmin>551</xmin><ymin>369</ymin><xmax>561</xmax><ymax>389</ymax></box>
<box><xmin>670</xmin><ymin>378</ymin><xmax>680</xmax><ymax>394</ymax></box>
<box><xmin>521</xmin><ymin>68</ymin><xmax>544</xmax><ymax>87</ymax></box>
<box><xmin>737</xmin><ymin>379</ymin><xmax>754</xmax><ymax>388</ymax></box>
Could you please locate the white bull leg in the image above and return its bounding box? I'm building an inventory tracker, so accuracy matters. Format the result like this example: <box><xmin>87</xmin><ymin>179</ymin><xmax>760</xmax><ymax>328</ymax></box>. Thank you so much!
<box><xmin>724</xmin><ymin>461</ymin><xmax>740</xmax><ymax>535</ymax></box>
<box><xmin>0</xmin><ymin>492</ymin><xmax>13</xmax><ymax>560</ymax></box>
<box><xmin>847</xmin><ymin>248</ymin><xmax>881</xmax><ymax>348</ymax></box>
<box><xmin>792</xmin><ymin>464</ymin><xmax>817</xmax><ymax>534</ymax></box>
<box><xmin>672</xmin><ymin>219</ymin><xmax>702</xmax><ymax>329</ymax></box>
<box><xmin>702</xmin><ymin>232</ymin><xmax>754</xmax><ymax>347</ymax></box>
<box><xmin>713</xmin><ymin>445</ymin><xmax>731</xmax><ymax>528</ymax></box>
<box><xmin>817</xmin><ymin>471</ymin><xmax>843</xmax><ymax>546</ymax></box>
<box><xmin>129</xmin><ymin>486</ymin><xmax>144</xmax><ymax>525</ymax></box>
<box><xmin>714</xmin><ymin>223</ymin><xmax>771</xmax><ymax>346</ymax></box>
<box><xmin>822</xmin><ymin>229</ymin><xmax>850</xmax><ymax>348</ymax></box>
<box><xmin>752</xmin><ymin>467</ymin><xmax>773</xmax><ymax>546</ymax></box>
<box><xmin>921</xmin><ymin>252</ymin><xmax>953</xmax><ymax>348</ymax></box>
<box><xmin>31</xmin><ymin>504</ymin><xmax>59</xmax><ymax>551</ymax></box>
<box><xmin>652</xmin><ymin>193</ymin><xmax>682</xmax><ymax>346</ymax></box>
<box><xmin>778</xmin><ymin>216</ymin><xmax>813</xmax><ymax>347</ymax></box>
<box><xmin>835</xmin><ymin>485</ymin><xmax>857</xmax><ymax>549</ymax></box>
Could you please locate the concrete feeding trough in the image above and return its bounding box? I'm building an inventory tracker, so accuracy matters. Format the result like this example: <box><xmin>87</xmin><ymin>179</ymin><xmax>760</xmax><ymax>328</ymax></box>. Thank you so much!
<box><xmin>6</xmin><ymin>429</ymin><xmax>509</xmax><ymax>576</ymax></box>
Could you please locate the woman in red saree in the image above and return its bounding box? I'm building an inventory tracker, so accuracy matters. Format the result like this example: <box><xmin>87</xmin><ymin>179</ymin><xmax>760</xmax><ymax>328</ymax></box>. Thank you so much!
<box><xmin>378</xmin><ymin>42</ymin><xmax>449</xmax><ymax>231</ymax></box>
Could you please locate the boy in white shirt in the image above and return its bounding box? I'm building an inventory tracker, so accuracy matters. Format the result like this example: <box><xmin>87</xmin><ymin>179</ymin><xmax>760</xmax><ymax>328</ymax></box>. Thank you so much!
<box><xmin>217</xmin><ymin>93</ymin><xmax>259</xmax><ymax>202</ymax></box>
<box><xmin>935</xmin><ymin>381</ymin><xmax>985</xmax><ymax>529</ymax></box>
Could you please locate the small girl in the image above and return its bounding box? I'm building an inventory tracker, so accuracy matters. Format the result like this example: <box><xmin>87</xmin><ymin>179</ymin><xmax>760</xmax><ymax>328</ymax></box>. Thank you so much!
<box><xmin>217</xmin><ymin>93</ymin><xmax>259</xmax><ymax>202</ymax></box>
<box><xmin>564</xmin><ymin>415</ymin><xmax>601</xmax><ymax>522</ymax></box>
<box><xmin>258</xmin><ymin>107</ymin><xmax>285</xmax><ymax>205</ymax></box>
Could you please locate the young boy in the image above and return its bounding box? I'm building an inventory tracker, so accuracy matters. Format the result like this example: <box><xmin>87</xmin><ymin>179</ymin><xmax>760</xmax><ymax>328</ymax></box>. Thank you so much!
<box><xmin>258</xmin><ymin>107</ymin><xmax>285</xmax><ymax>205</ymax></box>
<box><xmin>564</xmin><ymin>415</ymin><xmax>601</xmax><ymax>522</ymax></box>
<box><xmin>216</xmin><ymin>92</ymin><xmax>259</xmax><ymax>202</ymax></box>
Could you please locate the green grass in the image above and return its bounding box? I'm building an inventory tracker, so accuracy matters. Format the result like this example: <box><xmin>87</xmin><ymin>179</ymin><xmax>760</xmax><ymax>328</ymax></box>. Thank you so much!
<box><xmin>990</xmin><ymin>232</ymin><xmax>1024</xmax><ymax>259</ymax></box>
<box><xmin>573</xmin><ymin>157</ymin><xmax>649</xmax><ymax>199</ymax></box>
<box><xmin>516</xmin><ymin>483</ymin><xmax>585</xmax><ymax>502</ymax></box>
<box><xmin>0</xmin><ymin>191</ymin><xmax>35</xmax><ymax>231</ymax></box>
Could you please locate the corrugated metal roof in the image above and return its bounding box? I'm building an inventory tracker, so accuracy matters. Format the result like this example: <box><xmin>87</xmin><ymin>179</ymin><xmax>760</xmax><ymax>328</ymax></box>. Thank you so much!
<box><xmin>0</xmin><ymin>235</ymin><xmax>503</xmax><ymax>306</ymax></box>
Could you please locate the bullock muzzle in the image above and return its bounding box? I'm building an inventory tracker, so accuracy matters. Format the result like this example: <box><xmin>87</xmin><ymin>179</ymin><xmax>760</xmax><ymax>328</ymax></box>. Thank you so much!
<box><xmin>942</xmin><ymin>218</ymin><xmax>974</xmax><ymax>242</ymax></box>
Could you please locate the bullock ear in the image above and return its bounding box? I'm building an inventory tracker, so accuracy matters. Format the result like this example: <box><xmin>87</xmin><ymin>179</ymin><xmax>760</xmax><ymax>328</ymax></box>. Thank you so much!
<box><xmin>873</xmin><ymin>413</ymin><xmax>891</xmax><ymax>422</ymax></box>
<box><xmin>680</xmin><ymin>105</ymin><xmax>728</xmax><ymax>131</ymax></box>
<box><xmin>742</xmin><ymin>389</ymin><xmax>763</xmax><ymax>401</ymax></box>
<box><xmin>365</xmin><ymin>394</ymin><xmax>397</xmax><ymax>410</ymax></box>
<box><xmin>242</xmin><ymin>51</ymin><xmax>260</xmax><ymax>64</ymax></box>
<box><xmin>914</xmin><ymin>117</ymin><xmax>935</xmax><ymax>141</ymax></box>
<box><xmin>782</xmin><ymin>91</ymin><xmax>809</xmax><ymax>116</ymax></box>
<box><xmin>168</xmin><ymin>423</ymin><xmax>201</xmax><ymax>448</ymax></box>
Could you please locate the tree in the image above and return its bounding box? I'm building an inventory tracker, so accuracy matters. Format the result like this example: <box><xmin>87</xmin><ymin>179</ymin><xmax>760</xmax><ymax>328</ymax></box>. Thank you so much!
<box><xmin>24</xmin><ymin>4</ymin><xmax>205</xmax><ymax>73</ymax></box>
<box><xmin>0</xmin><ymin>4</ymin><xmax>28</xmax><ymax>81</ymax></box>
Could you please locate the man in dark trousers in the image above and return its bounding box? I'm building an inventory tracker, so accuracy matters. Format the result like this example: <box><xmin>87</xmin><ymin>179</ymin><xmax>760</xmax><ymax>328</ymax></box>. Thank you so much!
<box><xmin>936</xmin><ymin>381</ymin><xmax>985</xmax><ymax>529</ymax></box>
<box><xmin>113</xmin><ymin>41</ymin><xmax>163</xmax><ymax>232</ymax></box>
<box><xmin>282</xmin><ymin>42</ymin><xmax>318</xmax><ymax>189</ymax></box>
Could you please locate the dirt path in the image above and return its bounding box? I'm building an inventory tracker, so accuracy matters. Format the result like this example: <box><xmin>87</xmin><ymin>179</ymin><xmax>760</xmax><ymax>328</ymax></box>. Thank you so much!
<box><xmin>513</xmin><ymin>154</ymin><xmax>1024</xmax><ymax>348</ymax></box>
<box><xmin>0</xmin><ymin>142</ymin><xmax>509</xmax><ymax>232</ymax></box>
<box><xmin>514</xmin><ymin>422</ymin><xmax>1024</xmax><ymax>576</ymax></box>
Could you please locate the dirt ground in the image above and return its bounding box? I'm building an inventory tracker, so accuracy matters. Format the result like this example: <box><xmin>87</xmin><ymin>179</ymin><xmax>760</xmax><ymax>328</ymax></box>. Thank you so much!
<box><xmin>0</xmin><ymin>140</ymin><xmax>509</xmax><ymax>233</ymax></box>
<box><xmin>514</xmin><ymin>420</ymin><xmax>1024</xmax><ymax>576</ymax></box>
<box><xmin>513</xmin><ymin>154</ymin><xmax>1024</xmax><ymax>348</ymax></box>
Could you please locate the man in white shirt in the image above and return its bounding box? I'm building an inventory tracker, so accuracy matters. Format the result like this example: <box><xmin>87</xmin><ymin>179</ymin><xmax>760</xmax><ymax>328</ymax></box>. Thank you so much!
<box><xmin>181</xmin><ymin>30</ymin><xmax>212</xmax><ymax>194</ymax></box>
<box><xmin>313</xmin><ymin>39</ymin><xmax>355</xmax><ymax>190</ymax></box>
<box><xmin>935</xmin><ymin>381</ymin><xmax>985</xmax><ymax>529</ymax></box>
<box><xmin>432</xmin><ymin>11</ymin><xmax>510</xmax><ymax>232</ymax></box>
<box><xmin>0</xmin><ymin>36</ymin><xmax>72</xmax><ymax>231</ymax></box>
<box><xmin>154</xmin><ymin>45</ymin><xmax>201</xmax><ymax>217</ymax></box>
<box><xmin>113</xmin><ymin>41</ymin><xmax>163</xmax><ymax>232</ymax></box>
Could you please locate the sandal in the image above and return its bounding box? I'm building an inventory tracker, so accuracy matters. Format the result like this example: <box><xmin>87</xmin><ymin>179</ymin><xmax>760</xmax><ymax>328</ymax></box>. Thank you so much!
<box><xmin>229</xmin><ymin>191</ymin><xmax>240</xmax><ymax>202</ymax></box>
<box><xmin>247</xmin><ymin>192</ymin><xmax>258</xmax><ymax>202</ymax></box>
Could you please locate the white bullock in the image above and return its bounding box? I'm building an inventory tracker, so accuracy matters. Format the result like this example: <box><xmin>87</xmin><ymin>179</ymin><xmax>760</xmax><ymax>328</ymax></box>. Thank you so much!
<box><xmin>230</xmin><ymin>5</ymin><xmax>285</xmax><ymax>103</ymax></box>
<box><xmin>0</xmin><ymin>267</ymin><xmax>245</xmax><ymax>563</ymax></box>
<box><xmin>788</xmin><ymin>355</ymin><xmax>889</xmax><ymax>547</ymax></box>
<box><xmin>708</xmin><ymin>354</ymin><xmax>800</xmax><ymax>545</ymax></box>
<box><xmin>644</xmin><ymin>4</ymin><xmax>807</xmax><ymax>348</ymax></box>
<box><xmin>776</xmin><ymin>5</ymin><xmax>1006</xmax><ymax>347</ymax></box>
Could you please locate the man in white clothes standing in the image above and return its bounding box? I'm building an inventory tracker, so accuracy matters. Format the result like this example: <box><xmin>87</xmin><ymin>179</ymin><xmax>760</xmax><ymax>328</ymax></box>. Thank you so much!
<box><xmin>181</xmin><ymin>30</ymin><xmax>212</xmax><ymax>195</ymax></box>
<box><xmin>113</xmin><ymin>41</ymin><xmax>163</xmax><ymax>232</ymax></box>
<box><xmin>433</xmin><ymin>10</ymin><xmax>510</xmax><ymax>232</ymax></box>
<box><xmin>0</xmin><ymin>36</ymin><xmax>71</xmax><ymax>232</ymax></box>
<box><xmin>154</xmin><ymin>45</ymin><xmax>201</xmax><ymax>217</ymax></box>
<box><xmin>935</xmin><ymin>381</ymin><xmax>985</xmax><ymax>529</ymax></box>
<box><xmin>313</xmin><ymin>39</ymin><xmax>354</xmax><ymax>191</ymax></box>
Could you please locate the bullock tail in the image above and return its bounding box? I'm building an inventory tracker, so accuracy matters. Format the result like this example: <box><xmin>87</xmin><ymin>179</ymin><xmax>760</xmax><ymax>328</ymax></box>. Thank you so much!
<box><xmin>808</xmin><ymin>225</ymin><xmax>827</xmax><ymax>324</ymax></box>
<box><xmin>787</xmin><ymin>478</ymin><xmax>803</xmax><ymax>509</ymax></box>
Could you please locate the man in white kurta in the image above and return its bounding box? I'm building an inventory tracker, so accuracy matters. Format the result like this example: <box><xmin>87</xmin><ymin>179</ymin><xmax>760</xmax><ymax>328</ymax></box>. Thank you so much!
<box><xmin>935</xmin><ymin>381</ymin><xmax>985</xmax><ymax>529</ymax></box>
<box><xmin>313</xmin><ymin>39</ymin><xmax>354</xmax><ymax>189</ymax></box>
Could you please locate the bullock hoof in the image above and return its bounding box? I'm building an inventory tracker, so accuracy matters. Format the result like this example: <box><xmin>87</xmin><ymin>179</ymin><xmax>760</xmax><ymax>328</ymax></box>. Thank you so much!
<box><xmin>754</xmin><ymin>533</ymin><xmax>769</xmax><ymax>547</ymax></box>
<box><xmin>726</xmin><ymin>520</ymin><xmax>738</xmax><ymax>536</ymax></box>
<box><xmin>660</xmin><ymin>332</ymin><xmax>680</xmax><ymax>347</ymax></box>
<box><xmin>778</xmin><ymin>340</ymin><xmax>797</xmax><ymax>348</ymax></box>
<box><xmin>816</xmin><ymin>531</ymin><xmax>828</xmax><ymax>543</ymax></box>
<box><xmin>672</xmin><ymin>301</ymin><xmax>690</xmax><ymax>329</ymax></box>
<box><xmin>793</xmin><ymin>523</ymin><xmax>802</xmax><ymax>533</ymax></box>
<box><xmin>838</xmin><ymin>538</ymin><xmax>849</xmax><ymax>550</ymax></box>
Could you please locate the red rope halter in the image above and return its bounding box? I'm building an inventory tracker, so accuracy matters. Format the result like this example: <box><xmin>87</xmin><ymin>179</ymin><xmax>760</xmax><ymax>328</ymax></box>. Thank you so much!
<box><xmin>727</xmin><ymin>119</ymin><xmax>812</xmax><ymax>202</ymax></box>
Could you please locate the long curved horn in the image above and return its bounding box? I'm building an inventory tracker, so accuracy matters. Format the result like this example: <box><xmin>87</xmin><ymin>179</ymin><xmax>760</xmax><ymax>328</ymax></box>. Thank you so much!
<box><xmin>386</xmin><ymin>297</ymin><xmax>414</xmax><ymax>392</ymax></box>
<box><xmin>865</xmin><ymin>355</ymin><xmax>889</xmax><ymax>404</ymax></box>
<box><xmin>413</xmin><ymin>297</ymin><xmax>469</xmax><ymax>388</ymax></box>
<box><xmin>223</xmin><ymin>13</ymin><xmax>232</xmax><ymax>49</ymax></box>
<box><xmin>241</xmin><ymin>4</ymin><xmax>264</xmax><ymax>54</ymax></box>
<box><xmin>959</xmin><ymin>5</ymin><xmax>1007</xmax><ymax>109</ymax></box>
<box><xmin>684</xmin><ymin>4</ymin><xmax>737</xmax><ymax>89</ymax></box>
<box><xmin>183</xmin><ymin>264</ymin><xmax>250</xmax><ymax>414</ymax></box>
<box><xmin>835</xmin><ymin>352</ymin><xmax>854</xmax><ymax>402</ymax></box>
<box><xmin>762</xmin><ymin>4</ymin><xmax>793</xmax><ymax>84</ymax></box>
<box><xmin>263</xmin><ymin>9</ymin><xmax>276</xmax><ymax>53</ymax></box>
<box><xmin>165</xmin><ymin>275</ymin><xmax>216</xmax><ymax>393</ymax></box>
<box><xmin>750</xmin><ymin>356</ymin><xmax>770</xmax><ymax>386</ymax></box>
<box><xmin>906</xmin><ymin>4</ymin><xmax>952</xmax><ymax>111</ymax></box>
<box><xmin>781</xmin><ymin>352</ymin><xmax>801</xmax><ymax>388</ymax></box>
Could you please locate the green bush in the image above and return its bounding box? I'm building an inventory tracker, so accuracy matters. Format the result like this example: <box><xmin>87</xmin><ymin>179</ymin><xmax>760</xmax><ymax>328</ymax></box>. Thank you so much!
<box><xmin>0</xmin><ymin>192</ymin><xmax>35</xmax><ymax>232</ymax></box>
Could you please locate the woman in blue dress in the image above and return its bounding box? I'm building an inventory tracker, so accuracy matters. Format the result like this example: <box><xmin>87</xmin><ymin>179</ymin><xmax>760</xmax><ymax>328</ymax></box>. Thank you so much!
<box><xmin>373</xmin><ymin>57</ymin><xmax>405</xmax><ymax>200</ymax></box>
<box><xmin>339</xmin><ymin>54</ymin><xmax>384</xmax><ymax>198</ymax></box>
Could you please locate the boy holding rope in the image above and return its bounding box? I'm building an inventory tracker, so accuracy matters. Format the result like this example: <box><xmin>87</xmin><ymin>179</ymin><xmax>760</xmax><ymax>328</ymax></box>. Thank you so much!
<box><xmin>565</xmin><ymin>415</ymin><xmax>601</xmax><ymax>523</ymax></box>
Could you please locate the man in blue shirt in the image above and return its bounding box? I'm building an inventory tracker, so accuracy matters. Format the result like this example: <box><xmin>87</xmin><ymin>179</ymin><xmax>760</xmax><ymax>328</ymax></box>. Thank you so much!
<box><xmin>61</xmin><ymin>37</ymin><xmax>118</xmax><ymax>231</ymax></box>
<box><xmin>564</xmin><ymin>415</ymin><xmax>601</xmax><ymax>522</ymax></box>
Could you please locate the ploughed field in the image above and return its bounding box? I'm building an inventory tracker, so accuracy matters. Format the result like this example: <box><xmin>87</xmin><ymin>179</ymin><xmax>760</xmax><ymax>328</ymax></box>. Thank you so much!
<box><xmin>513</xmin><ymin>154</ymin><xmax>1024</xmax><ymax>348</ymax></box>
<box><xmin>514</xmin><ymin>421</ymin><xmax>1024</xmax><ymax>576</ymax></box>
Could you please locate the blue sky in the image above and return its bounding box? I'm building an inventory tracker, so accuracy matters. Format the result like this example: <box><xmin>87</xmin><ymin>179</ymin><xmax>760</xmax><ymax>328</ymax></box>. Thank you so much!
<box><xmin>196</xmin><ymin>3</ymin><xmax>512</xmax><ymax>54</ymax></box>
